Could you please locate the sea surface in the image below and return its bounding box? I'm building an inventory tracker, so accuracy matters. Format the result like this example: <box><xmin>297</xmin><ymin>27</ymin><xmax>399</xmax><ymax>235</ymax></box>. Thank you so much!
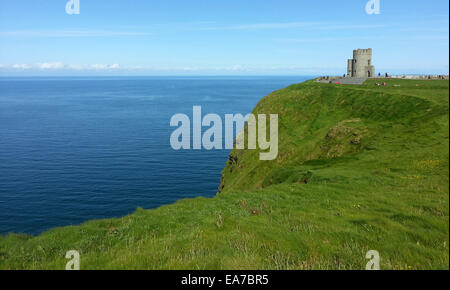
<box><xmin>0</xmin><ymin>76</ymin><xmax>310</xmax><ymax>235</ymax></box>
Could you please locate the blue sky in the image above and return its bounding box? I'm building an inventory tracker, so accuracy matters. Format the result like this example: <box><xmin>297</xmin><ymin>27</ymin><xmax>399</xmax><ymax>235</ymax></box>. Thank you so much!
<box><xmin>0</xmin><ymin>0</ymin><xmax>448</xmax><ymax>76</ymax></box>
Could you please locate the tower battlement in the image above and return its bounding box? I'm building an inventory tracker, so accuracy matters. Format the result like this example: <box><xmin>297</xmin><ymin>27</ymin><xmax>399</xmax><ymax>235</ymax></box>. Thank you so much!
<box><xmin>353</xmin><ymin>48</ymin><xmax>372</xmax><ymax>57</ymax></box>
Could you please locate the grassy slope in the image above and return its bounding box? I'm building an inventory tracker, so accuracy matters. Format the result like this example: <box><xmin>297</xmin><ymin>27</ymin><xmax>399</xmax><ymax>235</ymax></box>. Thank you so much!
<box><xmin>0</xmin><ymin>79</ymin><xmax>448</xmax><ymax>270</ymax></box>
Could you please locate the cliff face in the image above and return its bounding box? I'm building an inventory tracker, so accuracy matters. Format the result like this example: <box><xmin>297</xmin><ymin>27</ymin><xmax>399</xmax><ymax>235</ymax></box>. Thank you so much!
<box><xmin>1</xmin><ymin>78</ymin><xmax>448</xmax><ymax>270</ymax></box>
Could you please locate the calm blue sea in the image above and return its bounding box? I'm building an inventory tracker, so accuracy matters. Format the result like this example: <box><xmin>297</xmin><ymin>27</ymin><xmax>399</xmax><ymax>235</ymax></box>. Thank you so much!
<box><xmin>0</xmin><ymin>76</ymin><xmax>310</xmax><ymax>235</ymax></box>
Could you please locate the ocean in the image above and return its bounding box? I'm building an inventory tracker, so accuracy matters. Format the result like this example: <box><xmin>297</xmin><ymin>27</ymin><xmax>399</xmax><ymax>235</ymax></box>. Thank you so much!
<box><xmin>0</xmin><ymin>76</ymin><xmax>310</xmax><ymax>235</ymax></box>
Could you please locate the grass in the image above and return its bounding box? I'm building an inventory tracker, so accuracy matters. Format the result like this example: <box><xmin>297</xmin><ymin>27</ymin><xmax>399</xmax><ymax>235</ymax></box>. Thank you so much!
<box><xmin>0</xmin><ymin>78</ymin><xmax>448</xmax><ymax>270</ymax></box>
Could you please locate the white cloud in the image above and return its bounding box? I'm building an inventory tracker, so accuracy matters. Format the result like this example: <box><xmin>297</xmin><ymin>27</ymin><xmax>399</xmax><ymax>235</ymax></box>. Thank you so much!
<box><xmin>181</xmin><ymin>67</ymin><xmax>200</xmax><ymax>72</ymax></box>
<box><xmin>66</xmin><ymin>64</ymin><xmax>85</xmax><ymax>70</ymax></box>
<box><xmin>188</xmin><ymin>22</ymin><xmax>387</xmax><ymax>32</ymax></box>
<box><xmin>88</xmin><ymin>64</ymin><xmax>121</xmax><ymax>70</ymax></box>
<box><xmin>1</xmin><ymin>62</ymin><xmax>123</xmax><ymax>71</ymax></box>
<box><xmin>217</xmin><ymin>22</ymin><xmax>321</xmax><ymax>31</ymax></box>
<box><xmin>277</xmin><ymin>34</ymin><xmax>449</xmax><ymax>44</ymax></box>
<box><xmin>0</xmin><ymin>22</ymin><xmax>388</xmax><ymax>39</ymax></box>
<box><xmin>89</xmin><ymin>64</ymin><xmax>109</xmax><ymax>70</ymax></box>
<box><xmin>12</xmin><ymin>64</ymin><xmax>32</xmax><ymax>70</ymax></box>
<box><xmin>229</xmin><ymin>65</ymin><xmax>246</xmax><ymax>71</ymax></box>
<box><xmin>38</xmin><ymin>62</ymin><xmax>64</xmax><ymax>69</ymax></box>
<box><xmin>0</xmin><ymin>30</ymin><xmax>152</xmax><ymax>38</ymax></box>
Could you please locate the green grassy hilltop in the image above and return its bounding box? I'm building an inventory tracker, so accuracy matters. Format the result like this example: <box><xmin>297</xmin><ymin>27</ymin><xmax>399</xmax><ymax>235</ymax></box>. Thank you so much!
<box><xmin>1</xmin><ymin>78</ymin><xmax>448</xmax><ymax>270</ymax></box>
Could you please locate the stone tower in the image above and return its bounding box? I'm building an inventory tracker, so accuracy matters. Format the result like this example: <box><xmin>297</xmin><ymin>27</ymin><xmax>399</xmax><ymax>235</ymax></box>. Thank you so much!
<box><xmin>347</xmin><ymin>48</ymin><xmax>375</xmax><ymax>78</ymax></box>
